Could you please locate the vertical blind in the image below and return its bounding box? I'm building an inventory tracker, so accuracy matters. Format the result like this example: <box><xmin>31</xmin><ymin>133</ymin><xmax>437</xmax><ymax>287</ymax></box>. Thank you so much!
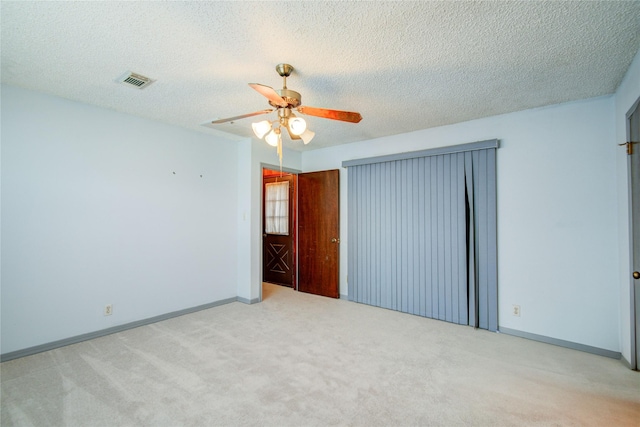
<box><xmin>343</xmin><ymin>140</ymin><xmax>498</xmax><ymax>331</ymax></box>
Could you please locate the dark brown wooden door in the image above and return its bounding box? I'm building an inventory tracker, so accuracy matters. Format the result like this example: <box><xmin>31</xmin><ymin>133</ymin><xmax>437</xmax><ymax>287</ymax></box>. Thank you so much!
<box><xmin>263</xmin><ymin>174</ymin><xmax>296</xmax><ymax>287</ymax></box>
<box><xmin>298</xmin><ymin>170</ymin><xmax>340</xmax><ymax>298</ymax></box>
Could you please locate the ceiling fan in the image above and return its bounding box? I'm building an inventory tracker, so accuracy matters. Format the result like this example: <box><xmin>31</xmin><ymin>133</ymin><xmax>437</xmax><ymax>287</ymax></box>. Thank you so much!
<box><xmin>210</xmin><ymin>63</ymin><xmax>362</xmax><ymax>147</ymax></box>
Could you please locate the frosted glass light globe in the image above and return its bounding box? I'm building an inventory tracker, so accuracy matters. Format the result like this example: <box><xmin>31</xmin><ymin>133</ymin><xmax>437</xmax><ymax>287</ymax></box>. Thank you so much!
<box><xmin>252</xmin><ymin>121</ymin><xmax>272</xmax><ymax>139</ymax></box>
<box><xmin>288</xmin><ymin>117</ymin><xmax>307</xmax><ymax>136</ymax></box>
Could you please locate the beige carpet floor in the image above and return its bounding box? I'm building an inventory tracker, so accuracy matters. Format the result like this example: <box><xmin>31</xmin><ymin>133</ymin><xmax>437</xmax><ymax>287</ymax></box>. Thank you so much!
<box><xmin>1</xmin><ymin>283</ymin><xmax>639</xmax><ymax>426</ymax></box>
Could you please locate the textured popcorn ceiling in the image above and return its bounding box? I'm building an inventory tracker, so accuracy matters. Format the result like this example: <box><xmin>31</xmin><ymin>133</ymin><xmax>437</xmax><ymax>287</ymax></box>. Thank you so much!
<box><xmin>2</xmin><ymin>1</ymin><xmax>639</xmax><ymax>150</ymax></box>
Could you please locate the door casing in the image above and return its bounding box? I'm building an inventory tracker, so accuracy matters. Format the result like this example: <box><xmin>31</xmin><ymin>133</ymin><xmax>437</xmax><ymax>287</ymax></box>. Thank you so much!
<box><xmin>262</xmin><ymin>171</ymin><xmax>296</xmax><ymax>288</ymax></box>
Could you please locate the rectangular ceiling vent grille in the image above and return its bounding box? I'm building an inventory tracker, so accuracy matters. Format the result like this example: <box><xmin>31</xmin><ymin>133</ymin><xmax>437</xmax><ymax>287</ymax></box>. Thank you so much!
<box><xmin>116</xmin><ymin>71</ymin><xmax>154</xmax><ymax>89</ymax></box>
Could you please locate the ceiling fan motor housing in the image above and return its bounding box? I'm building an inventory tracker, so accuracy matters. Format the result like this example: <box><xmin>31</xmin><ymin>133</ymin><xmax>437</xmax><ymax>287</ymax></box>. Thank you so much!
<box><xmin>272</xmin><ymin>89</ymin><xmax>301</xmax><ymax>108</ymax></box>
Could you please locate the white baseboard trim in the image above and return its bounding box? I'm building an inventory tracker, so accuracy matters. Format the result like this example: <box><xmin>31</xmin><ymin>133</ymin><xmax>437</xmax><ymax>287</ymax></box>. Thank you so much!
<box><xmin>237</xmin><ymin>296</ymin><xmax>261</xmax><ymax>304</ymax></box>
<box><xmin>1</xmin><ymin>296</ymin><xmax>238</xmax><ymax>362</ymax></box>
<box><xmin>498</xmin><ymin>327</ymin><xmax>621</xmax><ymax>360</ymax></box>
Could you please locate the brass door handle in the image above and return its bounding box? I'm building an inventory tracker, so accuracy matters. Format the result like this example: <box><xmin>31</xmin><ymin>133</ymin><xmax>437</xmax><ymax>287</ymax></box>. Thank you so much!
<box><xmin>634</xmin><ymin>271</ymin><xmax>640</xmax><ymax>280</ymax></box>
<box><xmin>331</xmin><ymin>238</ymin><xmax>340</xmax><ymax>243</ymax></box>
<box><xmin>619</xmin><ymin>141</ymin><xmax>638</xmax><ymax>155</ymax></box>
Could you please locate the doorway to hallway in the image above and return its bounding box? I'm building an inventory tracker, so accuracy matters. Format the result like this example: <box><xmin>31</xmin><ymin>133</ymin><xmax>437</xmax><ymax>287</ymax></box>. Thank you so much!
<box><xmin>262</xmin><ymin>167</ymin><xmax>341</xmax><ymax>298</ymax></box>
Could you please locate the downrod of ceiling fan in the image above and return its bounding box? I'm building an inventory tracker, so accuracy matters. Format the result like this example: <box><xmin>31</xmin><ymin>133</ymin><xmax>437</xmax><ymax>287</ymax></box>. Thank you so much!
<box><xmin>276</xmin><ymin>63</ymin><xmax>294</xmax><ymax>89</ymax></box>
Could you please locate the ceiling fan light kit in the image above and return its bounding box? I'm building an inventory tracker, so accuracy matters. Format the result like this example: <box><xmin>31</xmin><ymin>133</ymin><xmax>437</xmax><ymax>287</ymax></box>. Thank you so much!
<box><xmin>265</xmin><ymin>128</ymin><xmax>281</xmax><ymax>147</ymax></box>
<box><xmin>300</xmin><ymin>129</ymin><xmax>315</xmax><ymax>145</ymax></box>
<box><xmin>211</xmin><ymin>63</ymin><xmax>362</xmax><ymax>163</ymax></box>
<box><xmin>252</xmin><ymin>120</ymin><xmax>271</xmax><ymax>139</ymax></box>
<box><xmin>288</xmin><ymin>116</ymin><xmax>307</xmax><ymax>136</ymax></box>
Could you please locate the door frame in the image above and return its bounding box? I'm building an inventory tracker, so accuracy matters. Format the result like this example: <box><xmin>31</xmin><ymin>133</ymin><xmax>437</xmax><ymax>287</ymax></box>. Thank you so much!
<box><xmin>262</xmin><ymin>170</ymin><xmax>297</xmax><ymax>289</ymax></box>
<box><xmin>259</xmin><ymin>164</ymin><xmax>341</xmax><ymax>301</ymax></box>
<box><xmin>259</xmin><ymin>163</ymin><xmax>301</xmax><ymax>302</ymax></box>
<box><xmin>626</xmin><ymin>97</ymin><xmax>640</xmax><ymax>370</ymax></box>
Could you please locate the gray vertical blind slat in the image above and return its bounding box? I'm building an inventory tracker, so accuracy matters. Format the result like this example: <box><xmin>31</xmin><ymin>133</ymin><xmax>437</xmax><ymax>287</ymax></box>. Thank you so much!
<box><xmin>347</xmin><ymin>145</ymin><xmax>497</xmax><ymax>331</ymax></box>
<box><xmin>383</xmin><ymin>164</ymin><xmax>391</xmax><ymax>309</ymax></box>
<box><xmin>390</xmin><ymin>162</ymin><xmax>397</xmax><ymax>310</ymax></box>
<box><xmin>443</xmin><ymin>155</ymin><xmax>452</xmax><ymax>322</ymax></box>
<box><xmin>377</xmin><ymin>163</ymin><xmax>383</xmax><ymax>308</ymax></box>
<box><xmin>475</xmin><ymin>150</ymin><xmax>488</xmax><ymax>330</ymax></box>
<box><xmin>430</xmin><ymin>155</ymin><xmax>439</xmax><ymax>319</ymax></box>
<box><xmin>358</xmin><ymin>165</ymin><xmax>364</xmax><ymax>303</ymax></box>
<box><xmin>363</xmin><ymin>165</ymin><xmax>370</xmax><ymax>304</ymax></box>
<box><xmin>437</xmin><ymin>155</ymin><xmax>446</xmax><ymax>320</ymax></box>
<box><xmin>456</xmin><ymin>153</ymin><xmax>468</xmax><ymax>325</ymax></box>
<box><xmin>367</xmin><ymin>164</ymin><xmax>373</xmax><ymax>305</ymax></box>
<box><xmin>465</xmin><ymin>151</ymin><xmax>477</xmax><ymax>328</ymax></box>
<box><xmin>401</xmin><ymin>161</ymin><xmax>409</xmax><ymax>313</ymax></box>
<box><xmin>347</xmin><ymin>165</ymin><xmax>355</xmax><ymax>300</ymax></box>
<box><xmin>418</xmin><ymin>157</ymin><xmax>427</xmax><ymax>316</ymax></box>
<box><xmin>486</xmin><ymin>149</ymin><xmax>498</xmax><ymax>331</ymax></box>
<box><xmin>412</xmin><ymin>159</ymin><xmax>420</xmax><ymax>315</ymax></box>
<box><xmin>351</xmin><ymin>164</ymin><xmax>358</xmax><ymax>301</ymax></box>
<box><xmin>449</xmin><ymin>155</ymin><xmax>458</xmax><ymax>323</ymax></box>
<box><xmin>424</xmin><ymin>157</ymin><xmax>433</xmax><ymax>319</ymax></box>
<box><xmin>373</xmin><ymin>163</ymin><xmax>380</xmax><ymax>307</ymax></box>
<box><xmin>349</xmin><ymin>166</ymin><xmax>354</xmax><ymax>299</ymax></box>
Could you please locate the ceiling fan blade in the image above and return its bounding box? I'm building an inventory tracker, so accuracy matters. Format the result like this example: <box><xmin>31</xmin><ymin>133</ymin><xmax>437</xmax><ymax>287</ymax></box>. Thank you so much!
<box><xmin>210</xmin><ymin>109</ymin><xmax>273</xmax><ymax>124</ymax></box>
<box><xmin>249</xmin><ymin>83</ymin><xmax>288</xmax><ymax>108</ymax></box>
<box><xmin>297</xmin><ymin>106</ymin><xmax>362</xmax><ymax>123</ymax></box>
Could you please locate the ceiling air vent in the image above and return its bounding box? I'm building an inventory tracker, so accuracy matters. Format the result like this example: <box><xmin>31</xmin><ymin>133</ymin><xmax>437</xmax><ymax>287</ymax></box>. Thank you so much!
<box><xmin>116</xmin><ymin>71</ymin><xmax>154</xmax><ymax>89</ymax></box>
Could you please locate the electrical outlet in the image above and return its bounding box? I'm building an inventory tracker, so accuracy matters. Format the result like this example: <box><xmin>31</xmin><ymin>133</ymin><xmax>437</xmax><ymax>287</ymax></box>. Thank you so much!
<box><xmin>104</xmin><ymin>304</ymin><xmax>113</xmax><ymax>316</ymax></box>
<box><xmin>512</xmin><ymin>304</ymin><xmax>521</xmax><ymax>317</ymax></box>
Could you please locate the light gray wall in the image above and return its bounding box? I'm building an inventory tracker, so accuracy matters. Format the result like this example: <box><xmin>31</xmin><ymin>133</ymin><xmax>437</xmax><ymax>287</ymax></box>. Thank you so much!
<box><xmin>302</xmin><ymin>95</ymin><xmax>620</xmax><ymax>352</ymax></box>
<box><xmin>1</xmin><ymin>85</ymin><xmax>240</xmax><ymax>354</ymax></box>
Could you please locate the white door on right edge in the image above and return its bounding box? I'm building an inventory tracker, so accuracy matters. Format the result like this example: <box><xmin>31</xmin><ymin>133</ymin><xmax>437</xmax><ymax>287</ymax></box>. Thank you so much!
<box><xmin>629</xmin><ymin>100</ymin><xmax>640</xmax><ymax>369</ymax></box>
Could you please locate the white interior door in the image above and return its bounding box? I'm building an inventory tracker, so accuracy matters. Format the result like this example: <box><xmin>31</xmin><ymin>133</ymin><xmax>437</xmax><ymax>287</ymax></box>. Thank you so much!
<box><xmin>627</xmin><ymin>98</ymin><xmax>640</xmax><ymax>370</ymax></box>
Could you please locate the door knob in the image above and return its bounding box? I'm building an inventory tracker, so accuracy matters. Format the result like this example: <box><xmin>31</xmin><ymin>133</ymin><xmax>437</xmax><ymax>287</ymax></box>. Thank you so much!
<box><xmin>634</xmin><ymin>271</ymin><xmax>640</xmax><ymax>280</ymax></box>
<box><xmin>331</xmin><ymin>238</ymin><xmax>340</xmax><ymax>243</ymax></box>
